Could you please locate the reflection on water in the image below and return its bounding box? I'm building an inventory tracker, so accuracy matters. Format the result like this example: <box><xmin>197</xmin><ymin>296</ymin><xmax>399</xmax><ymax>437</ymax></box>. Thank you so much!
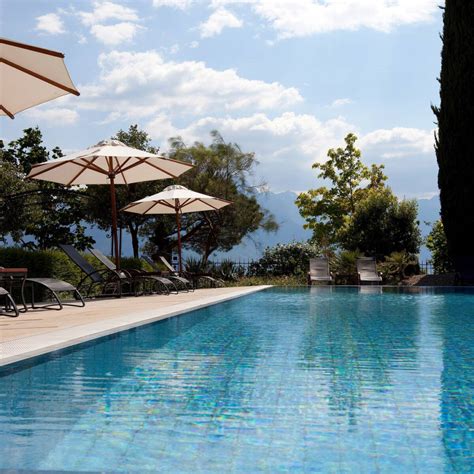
<box><xmin>431</xmin><ymin>294</ymin><xmax>474</xmax><ymax>473</ymax></box>
<box><xmin>0</xmin><ymin>287</ymin><xmax>473</xmax><ymax>472</ymax></box>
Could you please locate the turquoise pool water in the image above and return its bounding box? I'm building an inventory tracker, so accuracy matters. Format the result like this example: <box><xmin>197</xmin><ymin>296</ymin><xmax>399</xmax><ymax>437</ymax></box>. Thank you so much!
<box><xmin>1</xmin><ymin>287</ymin><xmax>474</xmax><ymax>472</ymax></box>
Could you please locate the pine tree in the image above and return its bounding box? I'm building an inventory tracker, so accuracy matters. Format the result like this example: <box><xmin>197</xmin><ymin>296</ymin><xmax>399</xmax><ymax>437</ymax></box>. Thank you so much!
<box><xmin>433</xmin><ymin>2</ymin><xmax>474</xmax><ymax>271</ymax></box>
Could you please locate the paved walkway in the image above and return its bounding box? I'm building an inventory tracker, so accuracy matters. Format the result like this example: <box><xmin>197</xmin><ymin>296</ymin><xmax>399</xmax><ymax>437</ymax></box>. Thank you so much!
<box><xmin>0</xmin><ymin>286</ymin><xmax>270</xmax><ymax>367</ymax></box>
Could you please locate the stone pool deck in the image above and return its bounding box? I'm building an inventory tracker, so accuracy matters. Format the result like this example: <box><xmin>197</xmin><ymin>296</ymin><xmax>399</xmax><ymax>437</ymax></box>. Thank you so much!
<box><xmin>0</xmin><ymin>286</ymin><xmax>270</xmax><ymax>367</ymax></box>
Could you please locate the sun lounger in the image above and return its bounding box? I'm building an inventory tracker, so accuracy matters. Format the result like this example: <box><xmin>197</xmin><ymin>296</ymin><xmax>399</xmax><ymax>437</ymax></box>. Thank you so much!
<box><xmin>142</xmin><ymin>255</ymin><xmax>194</xmax><ymax>291</ymax></box>
<box><xmin>25</xmin><ymin>278</ymin><xmax>85</xmax><ymax>310</ymax></box>
<box><xmin>158</xmin><ymin>256</ymin><xmax>224</xmax><ymax>289</ymax></box>
<box><xmin>0</xmin><ymin>286</ymin><xmax>19</xmax><ymax>317</ymax></box>
<box><xmin>308</xmin><ymin>257</ymin><xmax>333</xmax><ymax>285</ymax></box>
<box><xmin>356</xmin><ymin>257</ymin><xmax>383</xmax><ymax>285</ymax></box>
<box><xmin>1</xmin><ymin>266</ymin><xmax>84</xmax><ymax>311</ymax></box>
<box><xmin>89</xmin><ymin>248</ymin><xmax>177</xmax><ymax>295</ymax></box>
<box><xmin>59</xmin><ymin>244</ymin><xmax>134</xmax><ymax>298</ymax></box>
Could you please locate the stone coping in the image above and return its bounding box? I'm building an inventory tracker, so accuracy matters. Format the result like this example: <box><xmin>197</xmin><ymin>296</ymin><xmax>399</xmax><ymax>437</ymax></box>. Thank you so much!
<box><xmin>0</xmin><ymin>286</ymin><xmax>271</xmax><ymax>368</ymax></box>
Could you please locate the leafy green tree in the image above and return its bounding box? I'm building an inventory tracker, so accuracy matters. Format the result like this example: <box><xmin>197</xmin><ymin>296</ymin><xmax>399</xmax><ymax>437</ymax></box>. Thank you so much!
<box><xmin>84</xmin><ymin>125</ymin><xmax>168</xmax><ymax>257</ymax></box>
<box><xmin>144</xmin><ymin>131</ymin><xmax>277</xmax><ymax>262</ymax></box>
<box><xmin>340</xmin><ymin>187</ymin><xmax>421</xmax><ymax>259</ymax></box>
<box><xmin>0</xmin><ymin>128</ymin><xmax>93</xmax><ymax>250</ymax></box>
<box><xmin>432</xmin><ymin>2</ymin><xmax>474</xmax><ymax>271</ymax></box>
<box><xmin>426</xmin><ymin>220</ymin><xmax>454</xmax><ymax>274</ymax></box>
<box><xmin>0</xmin><ymin>159</ymin><xmax>34</xmax><ymax>243</ymax></box>
<box><xmin>295</xmin><ymin>133</ymin><xmax>387</xmax><ymax>248</ymax></box>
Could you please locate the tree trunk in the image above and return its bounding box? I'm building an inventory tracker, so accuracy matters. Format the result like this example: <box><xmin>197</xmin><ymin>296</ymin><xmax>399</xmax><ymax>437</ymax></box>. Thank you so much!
<box><xmin>434</xmin><ymin>2</ymin><xmax>474</xmax><ymax>272</ymax></box>
<box><xmin>128</xmin><ymin>223</ymin><xmax>140</xmax><ymax>258</ymax></box>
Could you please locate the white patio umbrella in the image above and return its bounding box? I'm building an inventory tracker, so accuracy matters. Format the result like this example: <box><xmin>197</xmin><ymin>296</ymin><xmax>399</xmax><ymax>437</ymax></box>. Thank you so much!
<box><xmin>0</xmin><ymin>37</ymin><xmax>79</xmax><ymax>119</ymax></box>
<box><xmin>122</xmin><ymin>185</ymin><xmax>232</xmax><ymax>272</ymax></box>
<box><xmin>27</xmin><ymin>140</ymin><xmax>193</xmax><ymax>268</ymax></box>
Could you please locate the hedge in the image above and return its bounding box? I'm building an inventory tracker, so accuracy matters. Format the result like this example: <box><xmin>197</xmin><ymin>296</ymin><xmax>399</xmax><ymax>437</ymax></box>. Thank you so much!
<box><xmin>0</xmin><ymin>247</ymin><xmax>153</xmax><ymax>288</ymax></box>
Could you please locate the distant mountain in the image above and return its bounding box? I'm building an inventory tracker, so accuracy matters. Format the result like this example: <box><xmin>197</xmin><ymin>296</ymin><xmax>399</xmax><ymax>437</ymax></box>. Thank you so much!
<box><xmin>215</xmin><ymin>192</ymin><xmax>441</xmax><ymax>262</ymax></box>
<box><xmin>417</xmin><ymin>195</ymin><xmax>441</xmax><ymax>261</ymax></box>
<box><xmin>80</xmin><ymin>192</ymin><xmax>442</xmax><ymax>262</ymax></box>
<box><xmin>212</xmin><ymin>191</ymin><xmax>311</xmax><ymax>260</ymax></box>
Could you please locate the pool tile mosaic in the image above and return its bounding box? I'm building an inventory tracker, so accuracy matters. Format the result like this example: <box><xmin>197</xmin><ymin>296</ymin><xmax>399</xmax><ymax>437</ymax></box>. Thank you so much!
<box><xmin>1</xmin><ymin>287</ymin><xmax>474</xmax><ymax>472</ymax></box>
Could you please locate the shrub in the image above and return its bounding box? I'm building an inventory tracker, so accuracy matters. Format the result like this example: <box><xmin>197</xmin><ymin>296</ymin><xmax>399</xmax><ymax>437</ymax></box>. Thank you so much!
<box><xmin>185</xmin><ymin>256</ymin><xmax>208</xmax><ymax>273</ymax></box>
<box><xmin>340</xmin><ymin>187</ymin><xmax>421</xmax><ymax>259</ymax></box>
<box><xmin>331</xmin><ymin>250</ymin><xmax>361</xmax><ymax>283</ymax></box>
<box><xmin>0</xmin><ymin>247</ymin><xmax>81</xmax><ymax>284</ymax></box>
<box><xmin>251</xmin><ymin>241</ymin><xmax>321</xmax><ymax>277</ymax></box>
<box><xmin>379</xmin><ymin>251</ymin><xmax>419</xmax><ymax>282</ymax></box>
<box><xmin>426</xmin><ymin>220</ymin><xmax>454</xmax><ymax>274</ymax></box>
<box><xmin>0</xmin><ymin>247</ymin><xmax>147</xmax><ymax>288</ymax></box>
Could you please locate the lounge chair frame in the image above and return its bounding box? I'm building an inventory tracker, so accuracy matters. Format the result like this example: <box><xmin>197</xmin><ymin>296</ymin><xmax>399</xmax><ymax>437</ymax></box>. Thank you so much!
<box><xmin>89</xmin><ymin>248</ymin><xmax>178</xmax><ymax>296</ymax></box>
<box><xmin>143</xmin><ymin>256</ymin><xmax>194</xmax><ymax>292</ymax></box>
<box><xmin>356</xmin><ymin>257</ymin><xmax>383</xmax><ymax>285</ymax></box>
<box><xmin>158</xmin><ymin>256</ymin><xmax>224</xmax><ymax>289</ymax></box>
<box><xmin>60</xmin><ymin>244</ymin><xmax>134</xmax><ymax>298</ymax></box>
<box><xmin>24</xmin><ymin>278</ymin><xmax>85</xmax><ymax>310</ymax></box>
<box><xmin>308</xmin><ymin>257</ymin><xmax>334</xmax><ymax>285</ymax></box>
<box><xmin>0</xmin><ymin>286</ymin><xmax>19</xmax><ymax>317</ymax></box>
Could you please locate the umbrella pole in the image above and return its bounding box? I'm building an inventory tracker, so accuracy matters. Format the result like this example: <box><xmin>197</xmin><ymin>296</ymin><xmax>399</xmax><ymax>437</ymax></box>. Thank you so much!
<box><xmin>176</xmin><ymin>209</ymin><xmax>182</xmax><ymax>273</ymax></box>
<box><xmin>109</xmin><ymin>175</ymin><xmax>120</xmax><ymax>269</ymax></box>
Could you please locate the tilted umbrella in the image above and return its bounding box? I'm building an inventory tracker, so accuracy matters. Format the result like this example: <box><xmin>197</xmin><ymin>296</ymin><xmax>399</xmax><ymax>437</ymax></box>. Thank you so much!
<box><xmin>122</xmin><ymin>185</ymin><xmax>232</xmax><ymax>272</ymax></box>
<box><xmin>0</xmin><ymin>37</ymin><xmax>79</xmax><ymax>119</ymax></box>
<box><xmin>27</xmin><ymin>140</ymin><xmax>193</xmax><ymax>268</ymax></box>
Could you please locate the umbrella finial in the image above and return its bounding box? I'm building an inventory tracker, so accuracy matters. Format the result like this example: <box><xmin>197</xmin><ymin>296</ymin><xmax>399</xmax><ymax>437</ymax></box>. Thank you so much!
<box><xmin>92</xmin><ymin>139</ymin><xmax>127</xmax><ymax>148</ymax></box>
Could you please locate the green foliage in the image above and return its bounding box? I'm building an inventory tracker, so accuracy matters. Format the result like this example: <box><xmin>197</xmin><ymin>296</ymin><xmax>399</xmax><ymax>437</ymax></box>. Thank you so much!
<box><xmin>296</xmin><ymin>133</ymin><xmax>387</xmax><ymax>248</ymax></box>
<box><xmin>227</xmin><ymin>275</ymin><xmax>306</xmax><ymax>287</ymax></box>
<box><xmin>184</xmin><ymin>256</ymin><xmax>208</xmax><ymax>273</ymax></box>
<box><xmin>144</xmin><ymin>130</ymin><xmax>277</xmax><ymax>261</ymax></box>
<box><xmin>119</xmin><ymin>257</ymin><xmax>150</xmax><ymax>271</ymax></box>
<box><xmin>426</xmin><ymin>220</ymin><xmax>454</xmax><ymax>274</ymax></box>
<box><xmin>379</xmin><ymin>251</ymin><xmax>418</xmax><ymax>282</ymax></box>
<box><xmin>331</xmin><ymin>250</ymin><xmax>361</xmax><ymax>278</ymax></box>
<box><xmin>340</xmin><ymin>187</ymin><xmax>421</xmax><ymax>259</ymax></box>
<box><xmin>215</xmin><ymin>259</ymin><xmax>238</xmax><ymax>281</ymax></box>
<box><xmin>0</xmin><ymin>247</ymin><xmax>82</xmax><ymax>285</ymax></box>
<box><xmin>251</xmin><ymin>241</ymin><xmax>321</xmax><ymax>277</ymax></box>
<box><xmin>433</xmin><ymin>2</ymin><xmax>474</xmax><ymax>268</ymax></box>
<box><xmin>0</xmin><ymin>128</ymin><xmax>93</xmax><ymax>250</ymax></box>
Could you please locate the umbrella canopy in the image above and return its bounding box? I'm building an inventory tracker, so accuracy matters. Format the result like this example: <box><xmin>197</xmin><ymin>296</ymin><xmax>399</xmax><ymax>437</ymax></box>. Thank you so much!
<box><xmin>0</xmin><ymin>37</ymin><xmax>79</xmax><ymax>119</ymax></box>
<box><xmin>27</xmin><ymin>141</ymin><xmax>194</xmax><ymax>268</ymax></box>
<box><xmin>122</xmin><ymin>185</ymin><xmax>232</xmax><ymax>272</ymax></box>
<box><xmin>27</xmin><ymin>140</ymin><xmax>193</xmax><ymax>186</ymax></box>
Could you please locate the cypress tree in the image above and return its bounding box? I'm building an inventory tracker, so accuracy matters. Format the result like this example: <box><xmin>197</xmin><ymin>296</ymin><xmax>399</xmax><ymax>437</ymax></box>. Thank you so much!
<box><xmin>433</xmin><ymin>2</ymin><xmax>474</xmax><ymax>272</ymax></box>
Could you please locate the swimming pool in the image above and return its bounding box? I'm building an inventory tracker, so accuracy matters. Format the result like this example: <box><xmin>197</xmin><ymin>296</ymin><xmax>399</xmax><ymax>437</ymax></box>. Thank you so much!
<box><xmin>1</xmin><ymin>287</ymin><xmax>473</xmax><ymax>472</ymax></box>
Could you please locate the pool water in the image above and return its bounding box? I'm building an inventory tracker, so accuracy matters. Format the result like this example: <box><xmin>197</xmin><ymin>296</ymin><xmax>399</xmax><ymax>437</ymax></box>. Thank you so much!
<box><xmin>1</xmin><ymin>287</ymin><xmax>474</xmax><ymax>472</ymax></box>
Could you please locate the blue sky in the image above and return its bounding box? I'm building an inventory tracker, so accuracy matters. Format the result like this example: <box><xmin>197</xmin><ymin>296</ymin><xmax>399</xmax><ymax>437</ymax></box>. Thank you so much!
<box><xmin>1</xmin><ymin>0</ymin><xmax>443</xmax><ymax>199</ymax></box>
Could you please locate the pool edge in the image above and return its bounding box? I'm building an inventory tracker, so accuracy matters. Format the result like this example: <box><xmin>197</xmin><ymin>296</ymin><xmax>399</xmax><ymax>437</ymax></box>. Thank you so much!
<box><xmin>0</xmin><ymin>285</ymin><xmax>272</xmax><ymax>368</ymax></box>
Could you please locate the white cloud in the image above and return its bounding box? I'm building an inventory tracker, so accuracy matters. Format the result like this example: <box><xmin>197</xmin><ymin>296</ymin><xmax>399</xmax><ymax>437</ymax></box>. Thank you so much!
<box><xmin>189</xmin><ymin>40</ymin><xmax>199</xmax><ymax>48</ymax></box>
<box><xmin>76</xmin><ymin>1</ymin><xmax>143</xmax><ymax>45</ymax></box>
<box><xmin>145</xmin><ymin>112</ymin><xmax>355</xmax><ymax>190</ymax></box>
<box><xmin>78</xmin><ymin>1</ymin><xmax>139</xmax><ymax>26</ymax></box>
<box><xmin>76</xmin><ymin>50</ymin><xmax>302</xmax><ymax>119</ymax></box>
<box><xmin>77</xmin><ymin>34</ymin><xmax>88</xmax><ymax>44</ymax></box>
<box><xmin>90</xmin><ymin>22</ymin><xmax>144</xmax><ymax>46</ymax></box>
<box><xmin>35</xmin><ymin>13</ymin><xmax>65</xmax><ymax>35</ymax></box>
<box><xmin>359</xmin><ymin>127</ymin><xmax>435</xmax><ymax>158</ymax></box>
<box><xmin>24</xmin><ymin>107</ymin><xmax>79</xmax><ymax>125</ymax></box>
<box><xmin>330</xmin><ymin>98</ymin><xmax>353</xmax><ymax>108</ymax></box>
<box><xmin>213</xmin><ymin>0</ymin><xmax>439</xmax><ymax>38</ymax></box>
<box><xmin>199</xmin><ymin>7</ymin><xmax>243</xmax><ymax>38</ymax></box>
<box><xmin>152</xmin><ymin>0</ymin><xmax>193</xmax><ymax>8</ymax></box>
<box><xmin>144</xmin><ymin>113</ymin><xmax>436</xmax><ymax>192</ymax></box>
<box><xmin>169</xmin><ymin>43</ymin><xmax>180</xmax><ymax>54</ymax></box>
